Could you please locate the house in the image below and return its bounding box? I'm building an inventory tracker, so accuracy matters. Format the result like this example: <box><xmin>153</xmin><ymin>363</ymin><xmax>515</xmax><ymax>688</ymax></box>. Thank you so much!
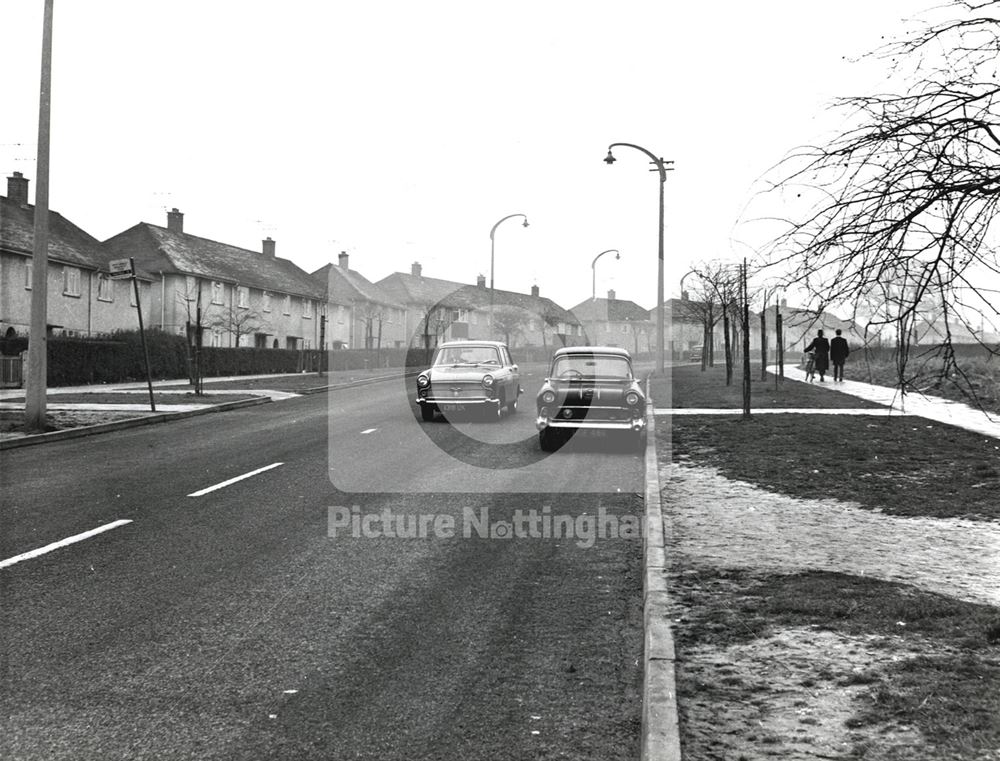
<box><xmin>312</xmin><ymin>252</ymin><xmax>407</xmax><ymax>349</ymax></box>
<box><xmin>103</xmin><ymin>209</ymin><xmax>328</xmax><ymax>350</ymax></box>
<box><xmin>648</xmin><ymin>296</ymin><xmax>729</xmax><ymax>359</ymax></box>
<box><xmin>569</xmin><ymin>290</ymin><xmax>652</xmax><ymax>354</ymax></box>
<box><xmin>376</xmin><ymin>263</ymin><xmax>582</xmax><ymax>349</ymax></box>
<box><xmin>1</xmin><ymin>172</ymin><xmax>153</xmax><ymax>340</ymax></box>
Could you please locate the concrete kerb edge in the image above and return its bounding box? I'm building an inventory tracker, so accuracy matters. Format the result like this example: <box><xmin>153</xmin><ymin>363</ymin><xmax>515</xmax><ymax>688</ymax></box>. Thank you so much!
<box><xmin>0</xmin><ymin>396</ymin><xmax>272</xmax><ymax>450</ymax></box>
<box><xmin>641</xmin><ymin>379</ymin><xmax>683</xmax><ymax>761</ymax></box>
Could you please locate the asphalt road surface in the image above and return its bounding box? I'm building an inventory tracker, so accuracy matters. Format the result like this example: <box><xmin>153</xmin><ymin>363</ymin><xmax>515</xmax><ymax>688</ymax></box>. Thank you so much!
<box><xmin>1</xmin><ymin>372</ymin><xmax>644</xmax><ymax>760</ymax></box>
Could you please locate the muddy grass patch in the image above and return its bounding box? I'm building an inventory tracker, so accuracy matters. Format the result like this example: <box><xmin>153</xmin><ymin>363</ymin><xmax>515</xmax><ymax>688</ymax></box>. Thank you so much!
<box><xmin>670</xmin><ymin>568</ymin><xmax>1000</xmax><ymax>760</ymax></box>
<box><xmin>665</xmin><ymin>414</ymin><xmax>1000</xmax><ymax>520</ymax></box>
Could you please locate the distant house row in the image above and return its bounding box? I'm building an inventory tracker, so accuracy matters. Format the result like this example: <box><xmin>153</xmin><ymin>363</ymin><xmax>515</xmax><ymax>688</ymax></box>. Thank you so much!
<box><xmin>0</xmin><ymin>172</ymin><xmax>654</xmax><ymax>353</ymax></box>
<box><xmin>9</xmin><ymin>170</ymin><xmax>933</xmax><ymax>358</ymax></box>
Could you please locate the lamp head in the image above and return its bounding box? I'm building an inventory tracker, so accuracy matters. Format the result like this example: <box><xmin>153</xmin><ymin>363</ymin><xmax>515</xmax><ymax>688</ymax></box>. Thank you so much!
<box><xmin>614</xmin><ymin>252</ymin><xmax>620</xmax><ymax>260</ymax></box>
<box><xmin>604</xmin><ymin>150</ymin><xmax>616</xmax><ymax>165</ymax></box>
<box><xmin>522</xmin><ymin>218</ymin><xmax>529</xmax><ymax>227</ymax></box>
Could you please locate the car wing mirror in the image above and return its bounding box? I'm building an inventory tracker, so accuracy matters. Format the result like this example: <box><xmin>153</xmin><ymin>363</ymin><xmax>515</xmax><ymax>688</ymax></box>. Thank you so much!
<box><xmin>512</xmin><ymin>364</ymin><xmax>518</xmax><ymax>372</ymax></box>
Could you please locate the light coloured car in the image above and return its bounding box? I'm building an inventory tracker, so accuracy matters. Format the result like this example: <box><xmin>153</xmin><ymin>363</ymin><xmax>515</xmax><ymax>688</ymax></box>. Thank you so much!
<box><xmin>535</xmin><ymin>346</ymin><xmax>647</xmax><ymax>451</ymax></box>
<box><xmin>415</xmin><ymin>340</ymin><xmax>522</xmax><ymax>422</ymax></box>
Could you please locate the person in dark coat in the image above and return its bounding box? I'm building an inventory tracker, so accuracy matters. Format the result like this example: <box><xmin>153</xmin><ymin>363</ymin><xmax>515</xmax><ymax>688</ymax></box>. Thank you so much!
<box><xmin>803</xmin><ymin>330</ymin><xmax>830</xmax><ymax>382</ymax></box>
<box><xmin>830</xmin><ymin>328</ymin><xmax>850</xmax><ymax>382</ymax></box>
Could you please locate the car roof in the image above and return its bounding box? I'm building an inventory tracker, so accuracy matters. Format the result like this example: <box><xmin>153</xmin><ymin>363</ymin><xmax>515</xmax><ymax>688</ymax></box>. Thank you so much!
<box><xmin>437</xmin><ymin>340</ymin><xmax>508</xmax><ymax>348</ymax></box>
<box><xmin>552</xmin><ymin>345</ymin><xmax>632</xmax><ymax>358</ymax></box>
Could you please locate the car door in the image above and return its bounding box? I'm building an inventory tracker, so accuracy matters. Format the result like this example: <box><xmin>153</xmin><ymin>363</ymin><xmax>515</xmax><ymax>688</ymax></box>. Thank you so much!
<box><xmin>503</xmin><ymin>346</ymin><xmax>520</xmax><ymax>398</ymax></box>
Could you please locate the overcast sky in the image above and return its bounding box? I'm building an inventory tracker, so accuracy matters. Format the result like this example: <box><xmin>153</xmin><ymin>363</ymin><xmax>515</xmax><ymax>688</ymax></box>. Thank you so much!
<box><xmin>2</xmin><ymin>1</ymin><xmax>928</xmax><ymax>310</ymax></box>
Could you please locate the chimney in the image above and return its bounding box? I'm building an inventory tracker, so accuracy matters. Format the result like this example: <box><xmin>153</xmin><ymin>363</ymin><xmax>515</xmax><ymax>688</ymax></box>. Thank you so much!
<box><xmin>167</xmin><ymin>207</ymin><xmax>184</xmax><ymax>233</ymax></box>
<box><xmin>607</xmin><ymin>289</ymin><xmax>616</xmax><ymax>301</ymax></box>
<box><xmin>411</xmin><ymin>261</ymin><xmax>422</xmax><ymax>277</ymax></box>
<box><xmin>681</xmin><ymin>290</ymin><xmax>689</xmax><ymax>301</ymax></box>
<box><xmin>262</xmin><ymin>236</ymin><xmax>276</xmax><ymax>257</ymax></box>
<box><xmin>780</xmin><ymin>298</ymin><xmax>787</xmax><ymax>308</ymax></box>
<box><xmin>6</xmin><ymin>172</ymin><xmax>29</xmax><ymax>206</ymax></box>
<box><xmin>477</xmin><ymin>274</ymin><xmax>486</xmax><ymax>288</ymax></box>
<box><xmin>530</xmin><ymin>284</ymin><xmax>539</xmax><ymax>297</ymax></box>
<box><xmin>338</xmin><ymin>251</ymin><xmax>349</xmax><ymax>269</ymax></box>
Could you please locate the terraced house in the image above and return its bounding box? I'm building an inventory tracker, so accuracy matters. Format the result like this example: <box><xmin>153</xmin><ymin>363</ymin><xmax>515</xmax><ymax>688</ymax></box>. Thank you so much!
<box><xmin>312</xmin><ymin>252</ymin><xmax>407</xmax><ymax>350</ymax></box>
<box><xmin>103</xmin><ymin>208</ymin><xmax>331</xmax><ymax>350</ymax></box>
<box><xmin>376</xmin><ymin>263</ymin><xmax>582</xmax><ymax>349</ymax></box>
<box><xmin>0</xmin><ymin>172</ymin><xmax>153</xmax><ymax>340</ymax></box>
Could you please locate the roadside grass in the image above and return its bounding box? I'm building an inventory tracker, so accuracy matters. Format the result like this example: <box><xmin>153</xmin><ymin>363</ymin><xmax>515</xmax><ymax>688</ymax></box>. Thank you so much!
<box><xmin>846</xmin><ymin>353</ymin><xmax>1000</xmax><ymax>415</ymax></box>
<box><xmin>670</xmin><ymin>568</ymin><xmax>1000</xmax><ymax>758</ymax></box>
<box><xmin>664</xmin><ymin>363</ymin><xmax>885</xmax><ymax>409</ymax></box>
<box><xmin>665</xmin><ymin>414</ymin><xmax>1000</xmax><ymax>520</ymax></box>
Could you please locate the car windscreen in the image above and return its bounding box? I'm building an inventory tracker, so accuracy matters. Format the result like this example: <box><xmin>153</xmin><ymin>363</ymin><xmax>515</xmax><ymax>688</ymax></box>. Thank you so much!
<box><xmin>552</xmin><ymin>355</ymin><xmax>632</xmax><ymax>380</ymax></box>
<box><xmin>433</xmin><ymin>346</ymin><xmax>502</xmax><ymax>366</ymax></box>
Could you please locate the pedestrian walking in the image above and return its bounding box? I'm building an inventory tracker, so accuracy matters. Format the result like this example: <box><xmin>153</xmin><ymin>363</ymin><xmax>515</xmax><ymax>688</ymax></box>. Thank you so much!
<box><xmin>803</xmin><ymin>330</ymin><xmax>830</xmax><ymax>382</ymax></box>
<box><xmin>830</xmin><ymin>329</ymin><xmax>850</xmax><ymax>382</ymax></box>
<box><xmin>803</xmin><ymin>350</ymin><xmax>816</xmax><ymax>382</ymax></box>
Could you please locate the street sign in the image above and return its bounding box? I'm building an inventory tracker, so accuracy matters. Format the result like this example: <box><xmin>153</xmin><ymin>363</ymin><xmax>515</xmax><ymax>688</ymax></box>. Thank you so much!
<box><xmin>109</xmin><ymin>258</ymin><xmax>133</xmax><ymax>279</ymax></box>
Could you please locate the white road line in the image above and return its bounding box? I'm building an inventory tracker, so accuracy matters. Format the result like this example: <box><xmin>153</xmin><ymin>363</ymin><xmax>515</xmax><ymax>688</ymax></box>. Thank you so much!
<box><xmin>0</xmin><ymin>519</ymin><xmax>133</xmax><ymax>570</ymax></box>
<box><xmin>360</xmin><ymin>428</ymin><xmax>378</xmax><ymax>435</ymax></box>
<box><xmin>187</xmin><ymin>462</ymin><xmax>284</xmax><ymax>497</ymax></box>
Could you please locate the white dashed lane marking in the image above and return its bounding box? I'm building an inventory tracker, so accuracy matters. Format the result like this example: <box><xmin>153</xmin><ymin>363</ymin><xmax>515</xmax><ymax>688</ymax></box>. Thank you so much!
<box><xmin>187</xmin><ymin>462</ymin><xmax>284</xmax><ymax>497</ymax></box>
<box><xmin>0</xmin><ymin>519</ymin><xmax>133</xmax><ymax>569</ymax></box>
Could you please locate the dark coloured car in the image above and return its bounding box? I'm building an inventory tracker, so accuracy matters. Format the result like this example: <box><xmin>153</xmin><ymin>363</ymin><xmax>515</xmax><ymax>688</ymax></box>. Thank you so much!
<box><xmin>415</xmin><ymin>340</ymin><xmax>521</xmax><ymax>422</ymax></box>
<box><xmin>535</xmin><ymin>346</ymin><xmax>647</xmax><ymax>452</ymax></box>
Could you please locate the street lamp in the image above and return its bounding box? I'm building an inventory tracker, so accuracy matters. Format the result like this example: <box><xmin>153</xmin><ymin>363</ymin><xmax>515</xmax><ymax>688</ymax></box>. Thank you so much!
<box><xmin>591</xmin><ymin>249</ymin><xmax>620</xmax><ymax>302</ymax></box>
<box><xmin>604</xmin><ymin>143</ymin><xmax>674</xmax><ymax>374</ymax></box>
<box><xmin>489</xmin><ymin>213</ymin><xmax>529</xmax><ymax>338</ymax></box>
<box><xmin>589</xmin><ymin>249</ymin><xmax>620</xmax><ymax>345</ymax></box>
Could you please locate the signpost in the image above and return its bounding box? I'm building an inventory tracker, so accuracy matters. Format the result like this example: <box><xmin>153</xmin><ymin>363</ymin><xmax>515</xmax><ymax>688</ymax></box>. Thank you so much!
<box><xmin>110</xmin><ymin>258</ymin><xmax>156</xmax><ymax>411</ymax></box>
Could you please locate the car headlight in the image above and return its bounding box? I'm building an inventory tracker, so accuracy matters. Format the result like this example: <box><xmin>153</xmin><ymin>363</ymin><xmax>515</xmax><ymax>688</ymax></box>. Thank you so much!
<box><xmin>625</xmin><ymin>391</ymin><xmax>641</xmax><ymax>406</ymax></box>
<box><xmin>541</xmin><ymin>390</ymin><xmax>556</xmax><ymax>404</ymax></box>
<box><xmin>417</xmin><ymin>374</ymin><xmax>430</xmax><ymax>388</ymax></box>
<box><xmin>482</xmin><ymin>374</ymin><xmax>494</xmax><ymax>388</ymax></box>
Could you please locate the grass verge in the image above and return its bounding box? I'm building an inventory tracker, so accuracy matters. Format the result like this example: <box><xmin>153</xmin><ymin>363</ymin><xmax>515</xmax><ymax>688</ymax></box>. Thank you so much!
<box><xmin>670</xmin><ymin>568</ymin><xmax>1000</xmax><ymax>759</ymax></box>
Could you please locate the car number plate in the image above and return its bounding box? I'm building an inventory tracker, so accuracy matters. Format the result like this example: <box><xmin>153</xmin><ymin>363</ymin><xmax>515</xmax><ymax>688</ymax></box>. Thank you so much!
<box><xmin>441</xmin><ymin>404</ymin><xmax>466</xmax><ymax>412</ymax></box>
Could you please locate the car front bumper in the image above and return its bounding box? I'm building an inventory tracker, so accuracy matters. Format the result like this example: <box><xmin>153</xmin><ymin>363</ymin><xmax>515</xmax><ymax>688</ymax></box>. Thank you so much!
<box><xmin>417</xmin><ymin>396</ymin><xmax>500</xmax><ymax>407</ymax></box>
<box><xmin>536</xmin><ymin>415</ymin><xmax>646</xmax><ymax>432</ymax></box>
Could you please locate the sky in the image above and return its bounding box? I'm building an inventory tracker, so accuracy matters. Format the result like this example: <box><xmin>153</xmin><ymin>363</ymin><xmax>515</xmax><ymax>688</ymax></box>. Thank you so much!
<box><xmin>1</xmin><ymin>1</ymin><xmax>930</xmax><ymax>311</ymax></box>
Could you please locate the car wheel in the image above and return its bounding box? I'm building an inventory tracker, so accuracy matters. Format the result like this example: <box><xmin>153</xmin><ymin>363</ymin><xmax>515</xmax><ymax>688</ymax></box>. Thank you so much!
<box><xmin>539</xmin><ymin>429</ymin><xmax>559</xmax><ymax>452</ymax></box>
<box><xmin>507</xmin><ymin>395</ymin><xmax>518</xmax><ymax>415</ymax></box>
<box><xmin>420</xmin><ymin>404</ymin><xmax>435</xmax><ymax>422</ymax></box>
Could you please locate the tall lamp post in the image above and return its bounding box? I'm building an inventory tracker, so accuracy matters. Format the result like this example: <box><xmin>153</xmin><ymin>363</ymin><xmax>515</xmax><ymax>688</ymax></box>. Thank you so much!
<box><xmin>589</xmin><ymin>248</ymin><xmax>620</xmax><ymax>345</ymax></box>
<box><xmin>604</xmin><ymin>143</ymin><xmax>674</xmax><ymax>374</ymax></box>
<box><xmin>489</xmin><ymin>213</ymin><xmax>529</xmax><ymax>339</ymax></box>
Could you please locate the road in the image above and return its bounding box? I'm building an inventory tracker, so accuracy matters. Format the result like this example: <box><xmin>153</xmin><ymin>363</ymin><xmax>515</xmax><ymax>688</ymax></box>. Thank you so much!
<box><xmin>1</xmin><ymin>371</ymin><xmax>644</xmax><ymax>760</ymax></box>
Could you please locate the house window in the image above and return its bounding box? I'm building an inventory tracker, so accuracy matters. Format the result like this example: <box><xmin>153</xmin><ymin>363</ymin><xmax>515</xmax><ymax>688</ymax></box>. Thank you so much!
<box><xmin>262</xmin><ymin>291</ymin><xmax>272</xmax><ymax>312</ymax></box>
<box><xmin>237</xmin><ymin>286</ymin><xmax>249</xmax><ymax>308</ymax></box>
<box><xmin>622</xmin><ymin>323</ymin><xmax>628</xmax><ymax>334</ymax></box>
<box><xmin>337</xmin><ymin>305</ymin><xmax>345</xmax><ymax>324</ymax></box>
<box><xmin>97</xmin><ymin>273</ymin><xmax>114</xmax><ymax>302</ymax></box>
<box><xmin>303</xmin><ymin>299</ymin><xmax>313</xmax><ymax>318</ymax></box>
<box><xmin>211</xmin><ymin>328</ymin><xmax>222</xmax><ymax>347</ymax></box>
<box><xmin>24</xmin><ymin>261</ymin><xmax>32</xmax><ymax>289</ymax></box>
<box><xmin>63</xmin><ymin>267</ymin><xmax>81</xmax><ymax>297</ymax></box>
<box><xmin>283</xmin><ymin>295</ymin><xmax>292</xmax><ymax>315</ymax></box>
<box><xmin>212</xmin><ymin>281</ymin><xmax>224</xmax><ymax>305</ymax></box>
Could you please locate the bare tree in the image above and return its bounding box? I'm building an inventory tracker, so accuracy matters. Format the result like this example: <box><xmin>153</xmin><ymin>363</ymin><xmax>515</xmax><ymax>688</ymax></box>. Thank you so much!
<box><xmin>763</xmin><ymin>0</ymin><xmax>1000</xmax><ymax>404</ymax></box>
<box><xmin>685</xmin><ymin>262</ymin><xmax>743</xmax><ymax>382</ymax></box>
<box><xmin>208</xmin><ymin>303</ymin><xmax>267</xmax><ymax>348</ymax></box>
<box><xmin>492</xmin><ymin>306</ymin><xmax>529</xmax><ymax>347</ymax></box>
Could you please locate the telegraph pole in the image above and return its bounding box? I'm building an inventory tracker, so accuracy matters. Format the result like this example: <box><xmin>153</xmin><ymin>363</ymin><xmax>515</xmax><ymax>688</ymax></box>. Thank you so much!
<box><xmin>25</xmin><ymin>0</ymin><xmax>55</xmax><ymax>432</ymax></box>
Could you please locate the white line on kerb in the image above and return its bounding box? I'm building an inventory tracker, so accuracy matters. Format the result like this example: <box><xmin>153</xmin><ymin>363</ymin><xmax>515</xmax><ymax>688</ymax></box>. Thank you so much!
<box><xmin>360</xmin><ymin>428</ymin><xmax>377</xmax><ymax>435</ymax></box>
<box><xmin>0</xmin><ymin>519</ymin><xmax>133</xmax><ymax>570</ymax></box>
<box><xmin>188</xmin><ymin>462</ymin><xmax>284</xmax><ymax>497</ymax></box>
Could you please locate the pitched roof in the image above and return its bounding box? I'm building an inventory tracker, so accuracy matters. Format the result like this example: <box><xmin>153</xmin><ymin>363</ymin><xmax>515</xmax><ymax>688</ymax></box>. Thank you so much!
<box><xmin>103</xmin><ymin>223</ymin><xmax>325</xmax><ymax>299</ymax></box>
<box><xmin>0</xmin><ymin>195</ymin><xmax>105</xmax><ymax>270</ymax></box>
<box><xmin>569</xmin><ymin>297</ymin><xmax>650</xmax><ymax>322</ymax></box>
<box><xmin>312</xmin><ymin>263</ymin><xmax>403</xmax><ymax>308</ymax></box>
<box><xmin>376</xmin><ymin>271</ymin><xmax>579</xmax><ymax>324</ymax></box>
